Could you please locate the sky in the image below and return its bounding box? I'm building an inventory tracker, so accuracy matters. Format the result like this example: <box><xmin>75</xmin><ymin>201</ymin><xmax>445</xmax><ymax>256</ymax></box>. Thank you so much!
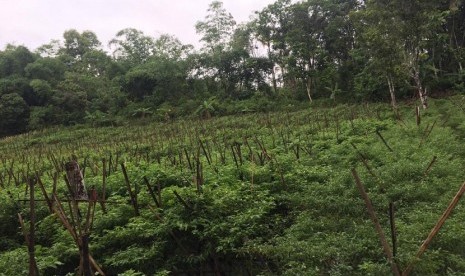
<box><xmin>0</xmin><ymin>0</ymin><xmax>275</xmax><ymax>52</ymax></box>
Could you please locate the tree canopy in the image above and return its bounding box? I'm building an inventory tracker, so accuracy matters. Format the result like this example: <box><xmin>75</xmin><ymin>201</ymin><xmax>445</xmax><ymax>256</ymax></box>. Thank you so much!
<box><xmin>0</xmin><ymin>0</ymin><xmax>463</xmax><ymax>136</ymax></box>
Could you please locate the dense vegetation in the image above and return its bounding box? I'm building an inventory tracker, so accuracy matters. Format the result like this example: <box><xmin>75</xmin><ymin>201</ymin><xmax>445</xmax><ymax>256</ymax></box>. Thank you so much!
<box><xmin>2</xmin><ymin>0</ymin><xmax>465</xmax><ymax>275</ymax></box>
<box><xmin>1</xmin><ymin>98</ymin><xmax>465</xmax><ymax>275</ymax></box>
<box><xmin>1</xmin><ymin>0</ymin><xmax>464</xmax><ymax>137</ymax></box>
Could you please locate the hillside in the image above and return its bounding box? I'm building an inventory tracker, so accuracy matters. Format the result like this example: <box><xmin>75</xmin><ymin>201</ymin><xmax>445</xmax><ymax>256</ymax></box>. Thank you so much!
<box><xmin>1</xmin><ymin>98</ymin><xmax>465</xmax><ymax>275</ymax></box>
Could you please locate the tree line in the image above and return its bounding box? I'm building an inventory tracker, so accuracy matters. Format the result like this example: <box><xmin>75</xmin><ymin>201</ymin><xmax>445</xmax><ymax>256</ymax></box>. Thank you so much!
<box><xmin>0</xmin><ymin>0</ymin><xmax>464</xmax><ymax>136</ymax></box>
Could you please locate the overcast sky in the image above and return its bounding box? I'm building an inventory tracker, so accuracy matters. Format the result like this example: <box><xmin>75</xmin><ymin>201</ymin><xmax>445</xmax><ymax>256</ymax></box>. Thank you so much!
<box><xmin>0</xmin><ymin>0</ymin><xmax>276</xmax><ymax>52</ymax></box>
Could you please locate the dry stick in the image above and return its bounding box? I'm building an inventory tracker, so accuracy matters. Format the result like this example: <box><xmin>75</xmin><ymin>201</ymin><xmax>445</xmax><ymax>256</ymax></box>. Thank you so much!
<box><xmin>184</xmin><ymin>148</ymin><xmax>193</xmax><ymax>171</ymax></box>
<box><xmin>35</xmin><ymin>173</ymin><xmax>52</xmax><ymax>212</ymax></box>
<box><xmin>419</xmin><ymin>120</ymin><xmax>437</xmax><ymax>148</ymax></box>
<box><xmin>423</xmin><ymin>156</ymin><xmax>437</xmax><ymax>177</ymax></box>
<box><xmin>255</xmin><ymin>137</ymin><xmax>271</xmax><ymax>161</ymax></box>
<box><xmin>28</xmin><ymin>177</ymin><xmax>40</xmax><ymax>276</ymax></box>
<box><xmin>67</xmin><ymin>196</ymin><xmax>81</xmax><ymax>241</ymax></box>
<box><xmin>402</xmin><ymin>181</ymin><xmax>465</xmax><ymax>276</ymax></box>
<box><xmin>236</xmin><ymin>142</ymin><xmax>243</xmax><ymax>165</ymax></box>
<box><xmin>120</xmin><ymin>163</ymin><xmax>140</xmax><ymax>216</ymax></box>
<box><xmin>144</xmin><ymin>176</ymin><xmax>160</xmax><ymax>208</ymax></box>
<box><xmin>81</xmin><ymin>234</ymin><xmax>92</xmax><ymax>276</ymax></box>
<box><xmin>157</xmin><ymin>179</ymin><xmax>162</xmax><ymax>207</ymax></box>
<box><xmin>63</xmin><ymin>175</ymin><xmax>81</xmax><ymax>231</ymax></box>
<box><xmin>375</xmin><ymin>130</ymin><xmax>394</xmax><ymax>152</ymax></box>
<box><xmin>350</xmin><ymin>143</ymin><xmax>379</xmax><ymax>180</ymax></box>
<box><xmin>199</xmin><ymin>139</ymin><xmax>211</xmax><ymax>166</ymax></box>
<box><xmin>415</xmin><ymin>106</ymin><xmax>421</xmax><ymax>126</ymax></box>
<box><xmin>196</xmin><ymin>159</ymin><xmax>203</xmax><ymax>194</ymax></box>
<box><xmin>101</xmin><ymin>159</ymin><xmax>107</xmax><ymax>213</ymax></box>
<box><xmin>389</xmin><ymin>202</ymin><xmax>397</xmax><ymax>258</ymax></box>
<box><xmin>82</xmin><ymin>192</ymin><xmax>96</xmax><ymax>276</ymax></box>
<box><xmin>52</xmin><ymin>195</ymin><xmax>104</xmax><ymax>276</ymax></box>
<box><xmin>85</xmin><ymin>190</ymin><xmax>96</xmax><ymax>232</ymax></box>
<box><xmin>173</xmin><ymin>190</ymin><xmax>192</xmax><ymax>210</ymax></box>
<box><xmin>52</xmin><ymin>172</ymin><xmax>58</xmax><ymax>196</ymax></box>
<box><xmin>351</xmin><ymin>169</ymin><xmax>400</xmax><ymax>276</ymax></box>
<box><xmin>231</xmin><ymin>145</ymin><xmax>239</xmax><ymax>169</ymax></box>
<box><xmin>17</xmin><ymin>213</ymin><xmax>29</xmax><ymax>245</ymax></box>
<box><xmin>0</xmin><ymin>172</ymin><xmax>4</xmax><ymax>188</ymax></box>
<box><xmin>52</xmin><ymin>194</ymin><xmax>78</xmax><ymax>242</ymax></box>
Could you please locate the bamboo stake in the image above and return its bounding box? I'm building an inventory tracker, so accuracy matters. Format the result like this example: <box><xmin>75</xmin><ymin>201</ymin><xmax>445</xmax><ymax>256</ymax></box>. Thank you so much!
<box><xmin>351</xmin><ymin>169</ymin><xmax>400</xmax><ymax>276</ymax></box>
<box><xmin>120</xmin><ymin>163</ymin><xmax>140</xmax><ymax>216</ymax></box>
<box><xmin>144</xmin><ymin>176</ymin><xmax>160</xmax><ymax>208</ymax></box>
<box><xmin>422</xmin><ymin>156</ymin><xmax>437</xmax><ymax>177</ymax></box>
<box><xmin>28</xmin><ymin>177</ymin><xmax>39</xmax><ymax>276</ymax></box>
<box><xmin>35</xmin><ymin>172</ymin><xmax>52</xmax><ymax>212</ymax></box>
<box><xmin>101</xmin><ymin>159</ymin><xmax>107</xmax><ymax>213</ymax></box>
<box><xmin>375</xmin><ymin>130</ymin><xmax>394</xmax><ymax>152</ymax></box>
<box><xmin>402</xmin><ymin>181</ymin><xmax>465</xmax><ymax>276</ymax></box>
<box><xmin>173</xmin><ymin>190</ymin><xmax>192</xmax><ymax>210</ymax></box>
<box><xmin>389</xmin><ymin>202</ymin><xmax>397</xmax><ymax>257</ymax></box>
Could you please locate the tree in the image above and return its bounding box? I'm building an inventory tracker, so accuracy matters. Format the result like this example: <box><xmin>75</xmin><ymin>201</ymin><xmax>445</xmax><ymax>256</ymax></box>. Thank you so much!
<box><xmin>252</xmin><ymin>0</ymin><xmax>293</xmax><ymax>94</ymax></box>
<box><xmin>0</xmin><ymin>93</ymin><xmax>29</xmax><ymax>136</ymax></box>
<box><xmin>195</xmin><ymin>1</ymin><xmax>236</xmax><ymax>52</ymax></box>
<box><xmin>109</xmin><ymin>28</ymin><xmax>155</xmax><ymax>66</ymax></box>
<box><xmin>351</xmin><ymin>1</ymin><xmax>406</xmax><ymax>108</ymax></box>
<box><xmin>353</xmin><ymin>0</ymin><xmax>448</xmax><ymax>109</ymax></box>
<box><xmin>0</xmin><ymin>45</ymin><xmax>36</xmax><ymax>78</ymax></box>
<box><xmin>285</xmin><ymin>1</ymin><xmax>326</xmax><ymax>102</ymax></box>
<box><xmin>153</xmin><ymin>34</ymin><xmax>193</xmax><ymax>61</ymax></box>
<box><xmin>61</xmin><ymin>29</ymin><xmax>101</xmax><ymax>61</ymax></box>
<box><xmin>29</xmin><ymin>79</ymin><xmax>53</xmax><ymax>106</ymax></box>
<box><xmin>24</xmin><ymin>57</ymin><xmax>66</xmax><ymax>84</ymax></box>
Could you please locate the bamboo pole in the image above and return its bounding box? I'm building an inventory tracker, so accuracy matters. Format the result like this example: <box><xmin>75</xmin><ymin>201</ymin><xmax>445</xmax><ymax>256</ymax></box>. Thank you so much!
<box><xmin>352</xmin><ymin>169</ymin><xmax>400</xmax><ymax>276</ymax></box>
<box><xmin>120</xmin><ymin>163</ymin><xmax>139</xmax><ymax>216</ymax></box>
<box><xmin>28</xmin><ymin>177</ymin><xmax>39</xmax><ymax>276</ymax></box>
<box><xmin>402</xmin><ymin>181</ymin><xmax>465</xmax><ymax>276</ymax></box>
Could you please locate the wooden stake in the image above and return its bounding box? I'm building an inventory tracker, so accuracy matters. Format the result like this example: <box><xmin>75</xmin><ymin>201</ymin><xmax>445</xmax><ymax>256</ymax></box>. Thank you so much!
<box><xmin>351</xmin><ymin>169</ymin><xmax>400</xmax><ymax>276</ymax></box>
<box><xmin>144</xmin><ymin>176</ymin><xmax>160</xmax><ymax>208</ymax></box>
<box><xmin>28</xmin><ymin>177</ymin><xmax>39</xmax><ymax>276</ymax></box>
<box><xmin>120</xmin><ymin>163</ymin><xmax>139</xmax><ymax>216</ymax></box>
<box><xmin>402</xmin><ymin>181</ymin><xmax>465</xmax><ymax>276</ymax></box>
<box><xmin>375</xmin><ymin>130</ymin><xmax>394</xmax><ymax>152</ymax></box>
<box><xmin>101</xmin><ymin>159</ymin><xmax>107</xmax><ymax>213</ymax></box>
<box><xmin>389</xmin><ymin>202</ymin><xmax>397</xmax><ymax>257</ymax></box>
<box><xmin>422</xmin><ymin>156</ymin><xmax>437</xmax><ymax>177</ymax></box>
<box><xmin>415</xmin><ymin>106</ymin><xmax>421</xmax><ymax>126</ymax></box>
<box><xmin>35</xmin><ymin>172</ymin><xmax>52</xmax><ymax>212</ymax></box>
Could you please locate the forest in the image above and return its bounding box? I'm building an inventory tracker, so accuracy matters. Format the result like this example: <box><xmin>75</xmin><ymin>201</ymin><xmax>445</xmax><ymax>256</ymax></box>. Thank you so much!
<box><xmin>0</xmin><ymin>0</ymin><xmax>464</xmax><ymax>137</ymax></box>
<box><xmin>1</xmin><ymin>0</ymin><xmax>465</xmax><ymax>275</ymax></box>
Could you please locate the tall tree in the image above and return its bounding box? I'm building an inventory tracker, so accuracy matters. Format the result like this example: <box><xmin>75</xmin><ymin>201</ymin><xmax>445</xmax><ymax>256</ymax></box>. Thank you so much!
<box><xmin>195</xmin><ymin>1</ymin><xmax>236</xmax><ymax>52</ymax></box>
<box><xmin>351</xmin><ymin>1</ymin><xmax>405</xmax><ymax>108</ymax></box>
<box><xmin>61</xmin><ymin>30</ymin><xmax>101</xmax><ymax>61</ymax></box>
<box><xmin>109</xmin><ymin>28</ymin><xmax>155</xmax><ymax>66</ymax></box>
<box><xmin>252</xmin><ymin>0</ymin><xmax>293</xmax><ymax>94</ymax></box>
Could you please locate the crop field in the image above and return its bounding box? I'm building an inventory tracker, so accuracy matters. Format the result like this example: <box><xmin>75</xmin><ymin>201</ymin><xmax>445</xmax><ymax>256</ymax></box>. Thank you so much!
<box><xmin>1</xmin><ymin>98</ymin><xmax>465</xmax><ymax>275</ymax></box>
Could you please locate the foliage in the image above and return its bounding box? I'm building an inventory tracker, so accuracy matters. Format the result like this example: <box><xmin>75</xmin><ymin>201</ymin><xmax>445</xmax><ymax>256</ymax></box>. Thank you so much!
<box><xmin>1</xmin><ymin>98</ymin><xmax>465</xmax><ymax>275</ymax></box>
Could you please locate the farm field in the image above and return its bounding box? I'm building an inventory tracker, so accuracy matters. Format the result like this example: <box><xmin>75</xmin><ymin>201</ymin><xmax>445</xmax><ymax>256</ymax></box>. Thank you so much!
<box><xmin>1</xmin><ymin>98</ymin><xmax>465</xmax><ymax>275</ymax></box>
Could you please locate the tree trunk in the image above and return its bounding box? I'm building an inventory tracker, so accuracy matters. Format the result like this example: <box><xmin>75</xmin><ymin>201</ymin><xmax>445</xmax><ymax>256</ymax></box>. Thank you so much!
<box><xmin>305</xmin><ymin>77</ymin><xmax>313</xmax><ymax>103</ymax></box>
<box><xmin>413</xmin><ymin>68</ymin><xmax>428</xmax><ymax>109</ymax></box>
<box><xmin>386</xmin><ymin>75</ymin><xmax>397</xmax><ymax>109</ymax></box>
<box><xmin>266</xmin><ymin>42</ymin><xmax>278</xmax><ymax>95</ymax></box>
